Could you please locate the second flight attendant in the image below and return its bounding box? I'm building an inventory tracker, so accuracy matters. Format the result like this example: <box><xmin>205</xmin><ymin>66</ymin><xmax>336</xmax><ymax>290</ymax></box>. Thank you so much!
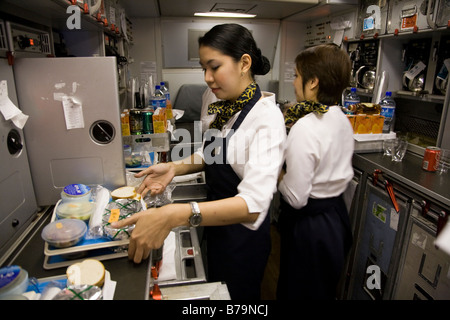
<box><xmin>277</xmin><ymin>44</ymin><xmax>354</xmax><ymax>300</ymax></box>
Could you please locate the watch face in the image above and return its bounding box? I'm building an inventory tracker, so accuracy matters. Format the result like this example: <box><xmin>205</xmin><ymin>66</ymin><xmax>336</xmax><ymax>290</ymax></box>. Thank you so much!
<box><xmin>190</xmin><ymin>214</ymin><xmax>202</xmax><ymax>227</ymax></box>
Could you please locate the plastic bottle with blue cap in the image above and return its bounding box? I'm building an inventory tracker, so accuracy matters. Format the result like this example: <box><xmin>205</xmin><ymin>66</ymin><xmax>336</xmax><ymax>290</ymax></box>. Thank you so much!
<box><xmin>379</xmin><ymin>91</ymin><xmax>396</xmax><ymax>133</ymax></box>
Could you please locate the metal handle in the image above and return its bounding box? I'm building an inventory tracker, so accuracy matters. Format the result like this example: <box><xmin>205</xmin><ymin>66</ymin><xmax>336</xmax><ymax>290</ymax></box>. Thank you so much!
<box><xmin>437</xmin><ymin>211</ymin><xmax>448</xmax><ymax>236</ymax></box>
<box><xmin>426</xmin><ymin>0</ymin><xmax>437</xmax><ymax>29</ymax></box>
<box><xmin>372</xmin><ymin>169</ymin><xmax>399</xmax><ymax>212</ymax></box>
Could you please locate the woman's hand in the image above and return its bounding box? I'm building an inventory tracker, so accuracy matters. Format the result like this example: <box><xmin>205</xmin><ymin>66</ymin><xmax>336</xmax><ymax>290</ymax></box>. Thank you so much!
<box><xmin>111</xmin><ymin>204</ymin><xmax>182</xmax><ymax>263</ymax></box>
<box><xmin>134</xmin><ymin>162</ymin><xmax>176</xmax><ymax>198</ymax></box>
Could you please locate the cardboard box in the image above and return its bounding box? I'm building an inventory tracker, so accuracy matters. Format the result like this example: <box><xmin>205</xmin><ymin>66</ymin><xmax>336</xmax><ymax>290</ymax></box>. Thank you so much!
<box><xmin>349</xmin><ymin>114</ymin><xmax>384</xmax><ymax>134</ymax></box>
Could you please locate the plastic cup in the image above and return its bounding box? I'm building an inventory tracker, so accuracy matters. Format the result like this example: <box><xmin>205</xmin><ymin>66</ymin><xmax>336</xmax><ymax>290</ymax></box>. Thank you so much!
<box><xmin>383</xmin><ymin>139</ymin><xmax>396</xmax><ymax>157</ymax></box>
<box><xmin>437</xmin><ymin>149</ymin><xmax>450</xmax><ymax>174</ymax></box>
<box><xmin>391</xmin><ymin>138</ymin><xmax>408</xmax><ymax>162</ymax></box>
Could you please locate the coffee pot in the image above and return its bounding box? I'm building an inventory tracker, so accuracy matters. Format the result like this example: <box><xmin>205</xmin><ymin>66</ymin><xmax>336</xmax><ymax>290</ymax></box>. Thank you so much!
<box><xmin>355</xmin><ymin>65</ymin><xmax>376</xmax><ymax>90</ymax></box>
<box><xmin>435</xmin><ymin>62</ymin><xmax>448</xmax><ymax>95</ymax></box>
<box><xmin>402</xmin><ymin>72</ymin><xmax>425</xmax><ymax>92</ymax></box>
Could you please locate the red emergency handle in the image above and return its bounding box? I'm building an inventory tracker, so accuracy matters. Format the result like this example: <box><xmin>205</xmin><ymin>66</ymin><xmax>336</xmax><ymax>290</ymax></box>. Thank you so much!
<box><xmin>373</xmin><ymin>169</ymin><xmax>399</xmax><ymax>213</ymax></box>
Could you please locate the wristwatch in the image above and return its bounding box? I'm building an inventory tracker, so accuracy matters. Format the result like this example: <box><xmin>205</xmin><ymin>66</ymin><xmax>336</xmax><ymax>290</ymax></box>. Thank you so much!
<box><xmin>188</xmin><ymin>201</ymin><xmax>202</xmax><ymax>227</ymax></box>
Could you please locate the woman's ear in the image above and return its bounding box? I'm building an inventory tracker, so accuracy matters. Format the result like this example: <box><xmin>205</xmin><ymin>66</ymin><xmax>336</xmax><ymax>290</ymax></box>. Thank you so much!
<box><xmin>240</xmin><ymin>54</ymin><xmax>252</xmax><ymax>74</ymax></box>
<box><xmin>309</xmin><ymin>77</ymin><xmax>319</xmax><ymax>90</ymax></box>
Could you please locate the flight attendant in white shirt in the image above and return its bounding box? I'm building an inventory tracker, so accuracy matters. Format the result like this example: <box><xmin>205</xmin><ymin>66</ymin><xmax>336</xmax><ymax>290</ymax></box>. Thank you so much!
<box><xmin>113</xmin><ymin>24</ymin><xmax>286</xmax><ymax>300</ymax></box>
<box><xmin>277</xmin><ymin>44</ymin><xmax>354</xmax><ymax>300</ymax></box>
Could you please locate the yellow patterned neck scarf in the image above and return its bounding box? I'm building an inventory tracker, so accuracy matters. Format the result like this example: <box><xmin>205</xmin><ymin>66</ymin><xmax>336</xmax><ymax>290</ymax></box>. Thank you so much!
<box><xmin>208</xmin><ymin>82</ymin><xmax>259</xmax><ymax>130</ymax></box>
<box><xmin>284</xmin><ymin>100</ymin><xmax>329</xmax><ymax>130</ymax></box>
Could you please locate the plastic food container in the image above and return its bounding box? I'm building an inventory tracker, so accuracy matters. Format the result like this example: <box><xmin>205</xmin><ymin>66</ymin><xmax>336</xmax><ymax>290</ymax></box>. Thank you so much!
<box><xmin>56</xmin><ymin>201</ymin><xmax>96</xmax><ymax>222</ymax></box>
<box><xmin>0</xmin><ymin>265</ymin><xmax>29</xmax><ymax>299</ymax></box>
<box><xmin>61</xmin><ymin>183</ymin><xmax>92</xmax><ymax>203</ymax></box>
<box><xmin>125</xmin><ymin>152</ymin><xmax>144</xmax><ymax>168</ymax></box>
<box><xmin>41</xmin><ymin>219</ymin><xmax>87</xmax><ymax>248</ymax></box>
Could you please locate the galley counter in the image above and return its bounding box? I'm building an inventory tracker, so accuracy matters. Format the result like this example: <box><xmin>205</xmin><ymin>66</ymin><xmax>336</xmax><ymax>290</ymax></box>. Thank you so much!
<box><xmin>1</xmin><ymin>173</ymin><xmax>211</xmax><ymax>300</ymax></box>
<box><xmin>352</xmin><ymin>151</ymin><xmax>450</xmax><ymax>208</ymax></box>
<box><xmin>342</xmin><ymin>150</ymin><xmax>450</xmax><ymax>300</ymax></box>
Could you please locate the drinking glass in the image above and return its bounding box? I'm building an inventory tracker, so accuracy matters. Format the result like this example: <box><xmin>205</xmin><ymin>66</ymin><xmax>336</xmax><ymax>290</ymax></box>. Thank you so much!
<box><xmin>383</xmin><ymin>139</ymin><xmax>396</xmax><ymax>157</ymax></box>
<box><xmin>437</xmin><ymin>149</ymin><xmax>450</xmax><ymax>174</ymax></box>
<box><xmin>391</xmin><ymin>138</ymin><xmax>408</xmax><ymax>162</ymax></box>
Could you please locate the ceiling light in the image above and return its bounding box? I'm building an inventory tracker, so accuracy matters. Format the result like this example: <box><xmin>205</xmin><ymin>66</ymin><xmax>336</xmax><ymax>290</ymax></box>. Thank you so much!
<box><xmin>194</xmin><ymin>12</ymin><xmax>256</xmax><ymax>18</ymax></box>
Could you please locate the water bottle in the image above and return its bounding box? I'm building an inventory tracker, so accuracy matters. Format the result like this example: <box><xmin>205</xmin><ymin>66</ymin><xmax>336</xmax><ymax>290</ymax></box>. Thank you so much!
<box><xmin>160</xmin><ymin>81</ymin><xmax>173</xmax><ymax>120</ymax></box>
<box><xmin>379</xmin><ymin>91</ymin><xmax>396</xmax><ymax>133</ymax></box>
<box><xmin>343</xmin><ymin>87</ymin><xmax>360</xmax><ymax>114</ymax></box>
<box><xmin>151</xmin><ymin>85</ymin><xmax>167</xmax><ymax>110</ymax></box>
<box><xmin>160</xmin><ymin>82</ymin><xmax>170</xmax><ymax>101</ymax></box>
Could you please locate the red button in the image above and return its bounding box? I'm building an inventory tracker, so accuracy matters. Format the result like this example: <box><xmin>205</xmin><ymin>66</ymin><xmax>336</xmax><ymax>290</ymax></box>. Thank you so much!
<box><xmin>187</xmin><ymin>249</ymin><xmax>193</xmax><ymax>255</ymax></box>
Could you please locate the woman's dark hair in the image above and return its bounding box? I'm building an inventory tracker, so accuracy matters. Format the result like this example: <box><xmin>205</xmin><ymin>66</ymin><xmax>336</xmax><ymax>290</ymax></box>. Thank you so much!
<box><xmin>295</xmin><ymin>44</ymin><xmax>351</xmax><ymax>105</ymax></box>
<box><xmin>199</xmin><ymin>23</ymin><xmax>270</xmax><ymax>78</ymax></box>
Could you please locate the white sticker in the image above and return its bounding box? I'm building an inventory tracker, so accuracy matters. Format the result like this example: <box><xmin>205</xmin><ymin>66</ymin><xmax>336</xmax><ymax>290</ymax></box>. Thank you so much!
<box><xmin>411</xmin><ymin>231</ymin><xmax>427</xmax><ymax>250</ymax></box>
<box><xmin>62</xmin><ymin>96</ymin><xmax>84</xmax><ymax>130</ymax></box>
<box><xmin>390</xmin><ymin>208</ymin><xmax>399</xmax><ymax>231</ymax></box>
<box><xmin>404</xmin><ymin>61</ymin><xmax>426</xmax><ymax>80</ymax></box>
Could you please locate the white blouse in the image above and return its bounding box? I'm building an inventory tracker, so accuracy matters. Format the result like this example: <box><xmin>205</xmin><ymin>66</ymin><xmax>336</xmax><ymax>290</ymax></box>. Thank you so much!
<box><xmin>196</xmin><ymin>92</ymin><xmax>286</xmax><ymax>230</ymax></box>
<box><xmin>278</xmin><ymin>106</ymin><xmax>354</xmax><ymax>210</ymax></box>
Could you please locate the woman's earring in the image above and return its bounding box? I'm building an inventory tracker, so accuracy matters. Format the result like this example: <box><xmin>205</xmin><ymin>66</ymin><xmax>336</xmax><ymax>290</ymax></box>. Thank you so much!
<box><xmin>241</xmin><ymin>72</ymin><xmax>244</xmax><ymax>77</ymax></box>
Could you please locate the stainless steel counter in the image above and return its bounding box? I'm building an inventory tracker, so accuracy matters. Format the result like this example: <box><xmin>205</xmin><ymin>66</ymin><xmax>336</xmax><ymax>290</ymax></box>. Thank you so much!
<box><xmin>353</xmin><ymin>151</ymin><xmax>450</xmax><ymax>208</ymax></box>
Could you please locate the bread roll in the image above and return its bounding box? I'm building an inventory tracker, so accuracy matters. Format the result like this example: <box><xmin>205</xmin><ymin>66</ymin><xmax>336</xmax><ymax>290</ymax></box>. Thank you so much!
<box><xmin>111</xmin><ymin>186</ymin><xmax>136</xmax><ymax>200</ymax></box>
<box><xmin>67</xmin><ymin>259</ymin><xmax>105</xmax><ymax>287</ymax></box>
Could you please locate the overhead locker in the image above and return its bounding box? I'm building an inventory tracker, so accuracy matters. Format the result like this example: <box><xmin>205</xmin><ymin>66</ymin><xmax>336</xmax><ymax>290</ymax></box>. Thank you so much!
<box><xmin>387</xmin><ymin>0</ymin><xmax>439</xmax><ymax>34</ymax></box>
<box><xmin>356</xmin><ymin>0</ymin><xmax>389</xmax><ymax>38</ymax></box>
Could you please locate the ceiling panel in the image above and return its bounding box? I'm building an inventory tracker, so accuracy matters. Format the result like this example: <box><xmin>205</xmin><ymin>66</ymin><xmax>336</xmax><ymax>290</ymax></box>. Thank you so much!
<box><xmin>122</xmin><ymin>0</ymin><xmax>320</xmax><ymax>19</ymax></box>
<box><xmin>119</xmin><ymin>0</ymin><xmax>160</xmax><ymax>18</ymax></box>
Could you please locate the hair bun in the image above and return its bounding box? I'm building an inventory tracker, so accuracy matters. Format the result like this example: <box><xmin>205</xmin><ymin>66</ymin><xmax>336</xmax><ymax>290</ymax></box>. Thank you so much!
<box><xmin>258</xmin><ymin>55</ymin><xmax>271</xmax><ymax>75</ymax></box>
<box><xmin>253</xmin><ymin>48</ymin><xmax>270</xmax><ymax>76</ymax></box>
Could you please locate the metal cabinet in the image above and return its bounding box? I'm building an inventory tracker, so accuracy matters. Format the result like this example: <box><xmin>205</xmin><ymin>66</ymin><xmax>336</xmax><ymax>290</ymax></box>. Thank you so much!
<box><xmin>386</xmin><ymin>0</ymin><xmax>440</xmax><ymax>34</ymax></box>
<box><xmin>0</xmin><ymin>58</ymin><xmax>38</xmax><ymax>263</ymax></box>
<box><xmin>349</xmin><ymin>176</ymin><xmax>411</xmax><ymax>300</ymax></box>
<box><xmin>337</xmin><ymin>169</ymin><xmax>365</xmax><ymax>299</ymax></box>
<box><xmin>347</xmin><ymin>0</ymin><xmax>450</xmax><ymax>151</ymax></box>
<box><xmin>356</xmin><ymin>0</ymin><xmax>389</xmax><ymax>38</ymax></box>
<box><xmin>393</xmin><ymin>201</ymin><xmax>450</xmax><ymax>299</ymax></box>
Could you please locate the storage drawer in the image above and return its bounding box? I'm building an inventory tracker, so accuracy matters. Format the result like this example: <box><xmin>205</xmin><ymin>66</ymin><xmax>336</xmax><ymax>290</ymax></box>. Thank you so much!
<box><xmin>394</xmin><ymin>203</ymin><xmax>450</xmax><ymax>300</ymax></box>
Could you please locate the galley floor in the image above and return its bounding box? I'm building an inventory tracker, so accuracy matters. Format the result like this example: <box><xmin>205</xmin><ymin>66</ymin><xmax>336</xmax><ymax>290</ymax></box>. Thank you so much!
<box><xmin>261</xmin><ymin>223</ymin><xmax>281</xmax><ymax>300</ymax></box>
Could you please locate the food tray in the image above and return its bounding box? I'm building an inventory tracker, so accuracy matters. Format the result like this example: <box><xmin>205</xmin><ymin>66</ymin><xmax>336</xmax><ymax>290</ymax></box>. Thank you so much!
<box><xmin>43</xmin><ymin>247</ymin><xmax>128</xmax><ymax>270</ymax></box>
<box><xmin>43</xmin><ymin>201</ymin><xmax>130</xmax><ymax>257</ymax></box>
<box><xmin>26</xmin><ymin>271</ymin><xmax>116</xmax><ymax>300</ymax></box>
<box><xmin>353</xmin><ymin>132</ymin><xmax>396</xmax><ymax>154</ymax></box>
<box><xmin>27</xmin><ymin>274</ymin><xmax>67</xmax><ymax>293</ymax></box>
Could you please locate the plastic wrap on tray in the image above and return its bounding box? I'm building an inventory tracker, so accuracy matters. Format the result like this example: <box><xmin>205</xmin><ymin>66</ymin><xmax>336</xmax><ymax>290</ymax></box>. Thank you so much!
<box><xmin>86</xmin><ymin>185</ymin><xmax>111</xmax><ymax>239</ymax></box>
<box><xmin>102</xmin><ymin>199</ymin><xmax>143</xmax><ymax>240</ymax></box>
<box><xmin>52</xmin><ymin>285</ymin><xmax>103</xmax><ymax>300</ymax></box>
<box><xmin>143</xmin><ymin>181</ymin><xmax>176</xmax><ymax>208</ymax></box>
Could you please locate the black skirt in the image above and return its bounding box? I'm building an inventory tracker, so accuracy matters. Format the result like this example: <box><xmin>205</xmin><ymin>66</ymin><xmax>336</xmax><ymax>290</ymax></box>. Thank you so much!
<box><xmin>276</xmin><ymin>195</ymin><xmax>353</xmax><ymax>300</ymax></box>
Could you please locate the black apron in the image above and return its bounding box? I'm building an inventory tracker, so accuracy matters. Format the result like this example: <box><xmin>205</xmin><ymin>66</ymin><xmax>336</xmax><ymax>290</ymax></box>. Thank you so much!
<box><xmin>276</xmin><ymin>195</ymin><xmax>353</xmax><ymax>300</ymax></box>
<box><xmin>203</xmin><ymin>88</ymin><xmax>271</xmax><ymax>300</ymax></box>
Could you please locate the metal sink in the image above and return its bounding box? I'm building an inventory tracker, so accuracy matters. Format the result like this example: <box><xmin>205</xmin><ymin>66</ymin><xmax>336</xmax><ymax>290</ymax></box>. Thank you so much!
<box><xmin>172</xmin><ymin>172</ymin><xmax>207</xmax><ymax>202</ymax></box>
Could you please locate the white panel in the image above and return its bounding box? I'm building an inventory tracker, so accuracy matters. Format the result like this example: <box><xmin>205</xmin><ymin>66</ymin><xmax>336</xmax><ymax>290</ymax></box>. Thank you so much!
<box><xmin>161</xmin><ymin>18</ymin><xmax>280</xmax><ymax>69</ymax></box>
<box><xmin>13</xmin><ymin>57</ymin><xmax>126</xmax><ymax>205</ymax></box>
